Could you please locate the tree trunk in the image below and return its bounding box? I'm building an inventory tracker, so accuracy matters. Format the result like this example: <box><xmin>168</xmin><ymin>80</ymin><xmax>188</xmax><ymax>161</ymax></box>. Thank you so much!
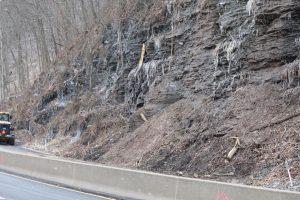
<box><xmin>89</xmin><ymin>0</ymin><xmax>97</xmax><ymax>22</ymax></box>
<box><xmin>80</xmin><ymin>0</ymin><xmax>89</xmax><ymax>30</ymax></box>
<box><xmin>37</xmin><ymin>18</ymin><xmax>50</xmax><ymax>72</ymax></box>
<box><xmin>0</xmin><ymin>29</ymin><xmax>8</xmax><ymax>99</ymax></box>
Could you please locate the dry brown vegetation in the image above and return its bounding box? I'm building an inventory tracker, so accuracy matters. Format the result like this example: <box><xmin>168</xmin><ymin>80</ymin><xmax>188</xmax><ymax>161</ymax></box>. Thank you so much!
<box><xmin>1</xmin><ymin>0</ymin><xmax>300</xmax><ymax>192</ymax></box>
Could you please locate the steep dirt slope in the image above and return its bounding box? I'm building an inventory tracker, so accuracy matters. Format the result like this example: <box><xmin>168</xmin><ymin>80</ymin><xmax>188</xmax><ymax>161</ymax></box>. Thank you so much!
<box><xmin>5</xmin><ymin>0</ymin><xmax>300</xmax><ymax>191</ymax></box>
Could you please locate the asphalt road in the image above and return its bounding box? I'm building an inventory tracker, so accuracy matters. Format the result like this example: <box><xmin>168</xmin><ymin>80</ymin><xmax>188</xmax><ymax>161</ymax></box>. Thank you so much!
<box><xmin>0</xmin><ymin>172</ymin><xmax>112</xmax><ymax>200</ymax></box>
<box><xmin>0</xmin><ymin>145</ymin><xmax>113</xmax><ymax>200</ymax></box>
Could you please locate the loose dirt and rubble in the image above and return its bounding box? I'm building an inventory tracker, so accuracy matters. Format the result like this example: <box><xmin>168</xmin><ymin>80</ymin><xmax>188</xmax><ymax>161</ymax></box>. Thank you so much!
<box><xmin>3</xmin><ymin>0</ymin><xmax>300</xmax><ymax>191</ymax></box>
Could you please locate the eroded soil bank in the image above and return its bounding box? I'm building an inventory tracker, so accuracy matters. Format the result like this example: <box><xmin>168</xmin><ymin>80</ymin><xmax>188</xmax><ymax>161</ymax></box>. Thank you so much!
<box><xmin>5</xmin><ymin>0</ymin><xmax>300</xmax><ymax>191</ymax></box>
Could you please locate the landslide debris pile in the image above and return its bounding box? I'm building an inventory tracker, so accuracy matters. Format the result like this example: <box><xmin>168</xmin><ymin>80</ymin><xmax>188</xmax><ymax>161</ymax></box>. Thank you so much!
<box><xmin>7</xmin><ymin>0</ymin><xmax>300</xmax><ymax>191</ymax></box>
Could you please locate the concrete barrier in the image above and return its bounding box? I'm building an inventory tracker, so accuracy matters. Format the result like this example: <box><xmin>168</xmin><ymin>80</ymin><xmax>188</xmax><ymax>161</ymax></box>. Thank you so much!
<box><xmin>0</xmin><ymin>150</ymin><xmax>299</xmax><ymax>200</ymax></box>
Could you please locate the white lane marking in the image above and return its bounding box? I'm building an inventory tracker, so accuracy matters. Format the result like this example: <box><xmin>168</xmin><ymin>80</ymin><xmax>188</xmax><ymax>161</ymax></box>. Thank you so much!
<box><xmin>0</xmin><ymin>172</ymin><xmax>114</xmax><ymax>200</ymax></box>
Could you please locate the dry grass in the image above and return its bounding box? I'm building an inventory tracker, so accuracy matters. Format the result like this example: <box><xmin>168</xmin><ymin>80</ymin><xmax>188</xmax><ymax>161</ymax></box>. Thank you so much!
<box><xmin>200</xmin><ymin>0</ymin><xmax>210</xmax><ymax>10</ymax></box>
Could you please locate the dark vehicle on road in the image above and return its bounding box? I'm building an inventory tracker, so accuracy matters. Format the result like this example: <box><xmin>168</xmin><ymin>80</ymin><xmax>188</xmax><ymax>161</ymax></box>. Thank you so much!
<box><xmin>0</xmin><ymin>112</ymin><xmax>15</xmax><ymax>145</ymax></box>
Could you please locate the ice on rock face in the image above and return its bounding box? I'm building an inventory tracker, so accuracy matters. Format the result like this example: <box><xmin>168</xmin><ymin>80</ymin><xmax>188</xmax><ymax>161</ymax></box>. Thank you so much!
<box><xmin>128</xmin><ymin>60</ymin><xmax>158</xmax><ymax>82</ymax></box>
<box><xmin>166</xmin><ymin>0</ymin><xmax>173</xmax><ymax>14</ymax></box>
<box><xmin>143</xmin><ymin>61</ymin><xmax>158</xmax><ymax>87</ymax></box>
<box><xmin>126</xmin><ymin>60</ymin><xmax>160</xmax><ymax>109</ymax></box>
<box><xmin>57</xmin><ymin>100</ymin><xmax>67</xmax><ymax>108</ymax></box>
<box><xmin>154</xmin><ymin>36</ymin><xmax>162</xmax><ymax>52</ymax></box>
<box><xmin>70</xmin><ymin>129</ymin><xmax>82</xmax><ymax>144</ymax></box>
<box><xmin>246</xmin><ymin>0</ymin><xmax>263</xmax><ymax>16</ymax></box>
<box><xmin>246</xmin><ymin>0</ymin><xmax>255</xmax><ymax>15</ymax></box>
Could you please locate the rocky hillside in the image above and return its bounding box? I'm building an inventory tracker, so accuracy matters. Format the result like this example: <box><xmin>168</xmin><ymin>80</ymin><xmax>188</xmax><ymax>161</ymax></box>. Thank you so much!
<box><xmin>5</xmin><ymin>0</ymin><xmax>300</xmax><ymax>191</ymax></box>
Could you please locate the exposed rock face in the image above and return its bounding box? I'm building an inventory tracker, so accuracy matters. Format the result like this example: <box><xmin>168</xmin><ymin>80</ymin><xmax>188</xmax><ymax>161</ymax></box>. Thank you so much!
<box><xmin>11</xmin><ymin>0</ymin><xmax>300</xmax><ymax>191</ymax></box>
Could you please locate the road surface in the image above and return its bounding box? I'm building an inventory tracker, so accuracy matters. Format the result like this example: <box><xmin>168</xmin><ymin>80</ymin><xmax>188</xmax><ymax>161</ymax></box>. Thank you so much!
<box><xmin>0</xmin><ymin>145</ymin><xmax>113</xmax><ymax>200</ymax></box>
<box><xmin>0</xmin><ymin>172</ymin><xmax>112</xmax><ymax>200</ymax></box>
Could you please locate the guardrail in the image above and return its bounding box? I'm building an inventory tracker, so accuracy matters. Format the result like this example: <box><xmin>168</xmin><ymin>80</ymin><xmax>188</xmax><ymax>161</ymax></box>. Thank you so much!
<box><xmin>0</xmin><ymin>150</ymin><xmax>299</xmax><ymax>200</ymax></box>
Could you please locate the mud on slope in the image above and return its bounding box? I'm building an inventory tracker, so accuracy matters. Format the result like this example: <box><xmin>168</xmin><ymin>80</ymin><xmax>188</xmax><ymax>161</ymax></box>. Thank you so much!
<box><xmin>6</xmin><ymin>0</ymin><xmax>300</xmax><ymax>191</ymax></box>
